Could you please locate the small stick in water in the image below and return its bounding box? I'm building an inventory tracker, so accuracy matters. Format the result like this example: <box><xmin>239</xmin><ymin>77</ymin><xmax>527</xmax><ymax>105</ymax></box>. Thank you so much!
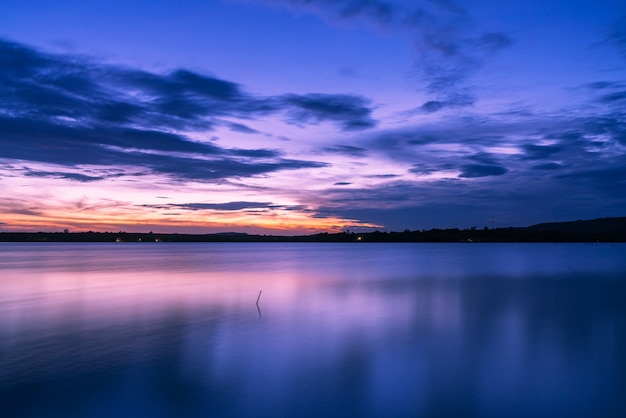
<box><xmin>256</xmin><ymin>290</ymin><xmax>262</xmax><ymax>304</ymax></box>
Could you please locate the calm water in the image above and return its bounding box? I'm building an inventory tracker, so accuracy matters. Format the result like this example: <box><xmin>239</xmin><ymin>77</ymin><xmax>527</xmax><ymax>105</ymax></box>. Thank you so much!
<box><xmin>1</xmin><ymin>242</ymin><xmax>625</xmax><ymax>417</ymax></box>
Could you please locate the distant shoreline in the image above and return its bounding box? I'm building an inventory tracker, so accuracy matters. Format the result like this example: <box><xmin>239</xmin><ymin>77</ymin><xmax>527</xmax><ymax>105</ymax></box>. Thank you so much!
<box><xmin>2</xmin><ymin>217</ymin><xmax>625</xmax><ymax>243</ymax></box>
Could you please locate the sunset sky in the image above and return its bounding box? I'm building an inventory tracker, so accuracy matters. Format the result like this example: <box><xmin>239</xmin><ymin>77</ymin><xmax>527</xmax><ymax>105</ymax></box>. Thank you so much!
<box><xmin>1</xmin><ymin>0</ymin><xmax>625</xmax><ymax>234</ymax></box>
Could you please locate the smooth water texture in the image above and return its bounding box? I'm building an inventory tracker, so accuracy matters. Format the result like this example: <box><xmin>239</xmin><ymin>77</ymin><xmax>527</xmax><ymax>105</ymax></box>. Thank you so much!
<box><xmin>1</xmin><ymin>243</ymin><xmax>625</xmax><ymax>417</ymax></box>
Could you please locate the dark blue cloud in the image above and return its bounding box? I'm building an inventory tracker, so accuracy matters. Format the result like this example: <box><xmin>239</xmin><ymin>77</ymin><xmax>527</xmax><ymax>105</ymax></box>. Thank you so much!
<box><xmin>368</xmin><ymin>125</ymin><xmax>508</xmax><ymax>154</ymax></box>
<box><xmin>521</xmin><ymin>144</ymin><xmax>564</xmax><ymax>160</ymax></box>
<box><xmin>163</xmin><ymin>69</ymin><xmax>243</xmax><ymax>100</ymax></box>
<box><xmin>580</xmin><ymin>115</ymin><xmax>626</xmax><ymax>144</ymax></box>
<box><xmin>598</xmin><ymin>91</ymin><xmax>626</xmax><ymax>104</ymax></box>
<box><xmin>0</xmin><ymin>38</ymin><xmax>377</xmax><ymax>132</ymax></box>
<box><xmin>322</xmin><ymin>145</ymin><xmax>368</xmax><ymax>157</ymax></box>
<box><xmin>418</xmin><ymin>101</ymin><xmax>445</xmax><ymax>114</ymax></box>
<box><xmin>228</xmin><ymin>148</ymin><xmax>279</xmax><ymax>158</ymax></box>
<box><xmin>409</xmin><ymin>164</ymin><xmax>442</xmax><ymax>176</ymax></box>
<box><xmin>459</xmin><ymin>164</ymin><xmax>507</xmax><ymax>178</ymax></box>
<box><xmin>23</xmin><ymin>169</ymin><xmax>111</xmax><ymax>182</ymax></box>
<box><xmin>107</xmin><ymin>68</ymin><xmax>244</xmax><ymax>106</ymax></box>
<box><xmin>142</xmin><ymin>201</ymin><xmax>312</xmax><ymax>213</ymax></box>
<box><xmin>225</xmin><ymin>122</ymin><xmax>260</xmax><ymax>134</ymax></box>
<box><xmin>467</xmin><ymin>153</ymin><xmax>502</xmax><ymax>165</ymax></box>
<box><xmin>410</xmin><ymin>94</ymin><xmax>475</xmax><ymax>114</ymax></box>
<box><xmin>1</xmin><ymin>38</ymin><xmax>364</xmax><ymax>181</ymax></box>
<box><xmin>556</xmin><ymin>159</ymin><xmax>626</xmax><ymax>186</ymax></box>
<box><xmin>171</xmin><ymin>202</ymin><xmax>273</xmax><ymax>211</ymax></box>
<box><xmin>585</xmin><ymin>82</ymin><xmax>626</xmax><ymax>128</ymax></box>
<box><xmin>531</xmin><ymin>163</ymin><xmax>563</xmax><ymax>171</ymax></box>
<box><xmin>0</xmin><ymin>39</ymin><xmax>64</xmax><ymax>80</ymax></box>
<box><xmin>586</xmin><ymin>81</ymin><xmax>625</xmax><ymax>90</ymax></box>
<box><xmin>0</xmin><ymin>116</ymin><xmax>221</xmax><ymax>164</ymax></box>
<box><xmin>282</xmin><ymin>93</ymin><xmax>376</xmax><ymax>130</ymax></box>
<box><xmin>365</xmin><ymin>174</ymin><xmax>400</xmax><ymax>179</ymax></box>
<box><xmin>0</xmin><ymin>115</ymin><xmax>325</xmax><ymax>182</ymax></box>
<box><xmin>115</xmin><ymin>151</ymin><xmax>326</xmax><ymax>181</ymax></box>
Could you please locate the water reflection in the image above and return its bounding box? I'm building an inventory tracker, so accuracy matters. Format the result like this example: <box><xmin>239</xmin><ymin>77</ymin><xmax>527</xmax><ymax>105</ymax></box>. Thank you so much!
<box><xmin>1</xmin><ymin>243</ymin><xmax>625</xmax><ymax>417</ymax></box>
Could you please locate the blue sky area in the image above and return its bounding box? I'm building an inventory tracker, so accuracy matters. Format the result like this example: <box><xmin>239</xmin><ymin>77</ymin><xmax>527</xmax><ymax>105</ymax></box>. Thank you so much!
<box><xmin>1</xmin><ymin>0</ymin><xmax>625</xmax><ymax>233</ymax></box>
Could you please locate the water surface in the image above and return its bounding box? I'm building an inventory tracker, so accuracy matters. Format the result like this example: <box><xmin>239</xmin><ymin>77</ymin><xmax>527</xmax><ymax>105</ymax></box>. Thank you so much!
<box><xmin>1</xmin><ymin>243</ymin><xmax>625</xmax><ymax>417</ymax></box>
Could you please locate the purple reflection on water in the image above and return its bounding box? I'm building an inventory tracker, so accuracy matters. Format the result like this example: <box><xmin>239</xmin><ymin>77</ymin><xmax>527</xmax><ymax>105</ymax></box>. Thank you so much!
<box><xmin>1</xmin><ymin>243</ymin><xmax>625</xmax><ymax>417</ymax></box>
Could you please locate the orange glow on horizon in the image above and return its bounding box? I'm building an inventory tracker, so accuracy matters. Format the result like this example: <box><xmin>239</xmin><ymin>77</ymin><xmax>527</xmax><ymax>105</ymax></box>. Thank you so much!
<box><xmin>0</xmin><ymin>161</ymin><xmax>384</xmax><ymax>235</ymax></box>
<box><xmin>1</xmin><ymin>205</ymin><xmax>381</xmax><ymax>235</ymax></box>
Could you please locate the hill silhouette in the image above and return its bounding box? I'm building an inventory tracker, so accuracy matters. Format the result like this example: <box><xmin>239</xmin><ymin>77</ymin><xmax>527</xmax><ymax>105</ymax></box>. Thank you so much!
<box><xmin>1</xmin><ymin>217</ymin><xmax>625</xmax><ymax>242</ymax></box>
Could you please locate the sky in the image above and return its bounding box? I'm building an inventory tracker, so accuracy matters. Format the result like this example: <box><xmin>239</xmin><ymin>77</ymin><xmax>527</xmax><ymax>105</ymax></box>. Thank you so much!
<box><xmin>1</xmin><ymin>0</ymin><xmax>625</xmax><ymax>234</ymax></box>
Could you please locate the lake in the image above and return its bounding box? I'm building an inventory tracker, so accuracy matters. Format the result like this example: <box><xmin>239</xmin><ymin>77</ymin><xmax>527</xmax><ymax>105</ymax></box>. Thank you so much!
<box><xmin>1</xmin><ymin>242</ymin><xmax>625</xmax><ymax>417</ymax></box>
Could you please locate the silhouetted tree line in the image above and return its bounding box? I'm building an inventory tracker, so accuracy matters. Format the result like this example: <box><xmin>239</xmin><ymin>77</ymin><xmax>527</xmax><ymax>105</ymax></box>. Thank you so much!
<box><xmin>1</xmin><ymin>217</ymin><xmax>625</xmax><ymax>242</ymax></box>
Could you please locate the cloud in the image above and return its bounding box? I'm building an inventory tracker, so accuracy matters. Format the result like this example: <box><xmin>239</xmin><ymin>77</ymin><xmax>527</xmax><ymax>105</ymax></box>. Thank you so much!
<box><xmin>23</xmin><ymin>169</ymin><xmax>109</xmax><ymax>182</ymax></box>
<box><xmin>598</xmin><ymin>91</ymin><xmax>626</xmax><ymax>104</ymax></box>
<box><xmin>365</xmin><ymin>174</ymin><xmax>400</xmax><ymax>179</ymax></box>
<box><xmin>152</xmin><ymin>69</ymin><xmax>242</xmax><ymax>101</ymax></box>
<box><xmin>121</xmin><ymin>151</ymin><xmax>326</xmax><ymax>182</ymax></box>
<box><xmin>142</xmin><ymin>201</ymin><xmax>315</xmax><ymax>214</ymax></box>
<box><xmin>583</xmin><ymin>115</ymin><xmax>626</xmax><ymax>144</ymax></box>
<box><xmin>417</xmin><ymin>100</ymin><xmax>445</xmax><ymax>113</ymax></box>
<box><xmin>225</xmin><ymin>121</ymin><xmax>260</xmax><ymax>134</ymax></box>
<box><xmin>0</xmin><ymin>115</ymin><xmax>327</xmax><ymax>182</ymax></box>
<box><xmin>410</xmin><ymin>94</ymin><xmax>475</xmax><ymax>114</ymax></box>
<box><xmin>282</xmin><ymin>93</ymin><xmax>376</xmax><ymax>130</ymax></box>
<box><xmin>586</xmin><ymin>81</ymin><xmax>625</xmax><ymax>90</ymax></box>
<box><xmin>169</xmin><ymin>202</ymin><xmax>274</xmax><ymax>211</ymax></box>
<box><xmin>520</xmin><ymin>144</ymin><xmax>564</xmax><ymax>160</ymax></box>
<box><xmin>531</xmin><ymin>163</ymin><xmax>562</xmax><ymax>171</ymax></box>
<box><xmin>586</xmin><ymin>80</ymin><xmax>626</xmax><ymax>109</ymax></box>
<box><xmin>1</xmin><ymin>38</ymin><xmax>378</xmax><ymax>134</ymax></box>
<box><xmin>322</xmin><ymin>144</ymin><xmax>368</xmax><ymax>157</ymax></box>
<box><xmin>2</xmin><ymin>38</ymin><xmax>375</xmax><ymax>182</ymax></box>
<box><xmin>256</xmin><ymin>0</ymin><xmax>512</xmax><ymax>101</ymax></box>
<box><xmin>458</xmin><ymin>164</ymin><xmax>507</xmax><ymax>178</ymax></box>
<box><xmin>0</xmin><ymin>115</ymin><xmax>210</xmax><ymax>163</ymax></box>
<box><xmin>409</xmin><ymin>164</ymin><xmax>443</xmax><ymax>176</ymax></box>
